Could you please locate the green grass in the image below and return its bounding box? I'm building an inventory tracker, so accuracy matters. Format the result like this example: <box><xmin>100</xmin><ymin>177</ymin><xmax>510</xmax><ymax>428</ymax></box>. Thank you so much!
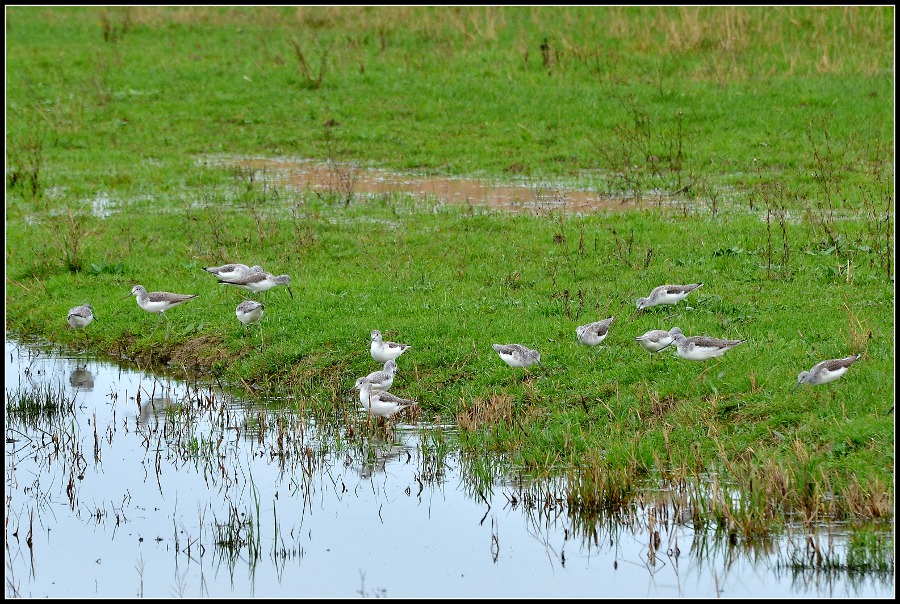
<box><xmin>5</xmin><ymin>6</ymin><xmax>894</xmax><ymax>536</ymax></box>
<box><xmin>6</xmin><ymin>7</ymin><xmax>893</xmax><ymax>201</ymax></box>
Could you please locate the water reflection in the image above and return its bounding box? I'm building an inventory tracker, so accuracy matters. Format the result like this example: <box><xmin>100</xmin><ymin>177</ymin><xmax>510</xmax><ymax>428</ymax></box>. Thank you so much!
<box><xmin>68</xmin><ymin>366</ymin><xmax>95</xmax><ymax>390</ymax></box>
<box><xmin>137</xmin><ymin>394</ymin><xmax>177</xmax><ymax>426</ymax></box>
<box><xmin>3</xmin><ymin>338</ymin><xmax>894</xmax><ymax>598</ymax></box>
<box><xmin>351</xmin><ymin>437</ymin><xmax>413</xmax><ymax>480</ymax></box>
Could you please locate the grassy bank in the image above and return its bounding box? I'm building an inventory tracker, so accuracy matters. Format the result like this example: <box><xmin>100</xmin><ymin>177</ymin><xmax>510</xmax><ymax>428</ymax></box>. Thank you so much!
<box><xmin>5</xmin><ymin>6</ymin><xmax>894</xmax><ymax>537</ymax></box>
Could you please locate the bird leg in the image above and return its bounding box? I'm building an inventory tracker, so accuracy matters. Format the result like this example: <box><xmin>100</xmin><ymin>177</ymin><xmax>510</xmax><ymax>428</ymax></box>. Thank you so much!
<box><xmin>697</xmin><ymin>362</ymin><xmax>713</xmax><ymax>381</ymax></box>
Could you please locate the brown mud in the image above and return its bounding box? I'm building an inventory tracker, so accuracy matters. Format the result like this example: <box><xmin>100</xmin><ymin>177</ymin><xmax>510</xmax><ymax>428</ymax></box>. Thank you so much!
<box><xmin>238</xmin><ymin>158</ymin><xmax>659</xmax><ymax>214</ymax></box>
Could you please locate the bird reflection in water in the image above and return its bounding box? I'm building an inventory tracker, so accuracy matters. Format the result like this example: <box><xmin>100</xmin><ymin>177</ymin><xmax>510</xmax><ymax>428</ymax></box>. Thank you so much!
<box><xmin>69</xmin><ymin>366</ymin><xmax>95</xmax><ymax>391</ymax></box>
<box><xmin>137</xmin><ymin>394</ymin><xmax>178</xmax><ymax>427</ymax></box>
<box><xmin>354</xmin><ymin>439</ymin><xmax>412</xmax><ymax>480</ymax></box>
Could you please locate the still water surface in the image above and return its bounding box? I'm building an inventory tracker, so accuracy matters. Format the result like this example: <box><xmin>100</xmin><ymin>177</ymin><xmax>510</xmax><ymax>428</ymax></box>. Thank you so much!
<box><xmin>4</xmin><ymin>338</ymin><xmax>893</xmax><ymax>598</ymax></box>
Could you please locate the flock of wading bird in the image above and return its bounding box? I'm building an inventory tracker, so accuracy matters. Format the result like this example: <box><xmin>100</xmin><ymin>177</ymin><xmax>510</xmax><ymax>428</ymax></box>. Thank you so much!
<box><xmin>65</xmin><ymin>267</ymin><xmax>863</xmax><ymax>424</ymax></box>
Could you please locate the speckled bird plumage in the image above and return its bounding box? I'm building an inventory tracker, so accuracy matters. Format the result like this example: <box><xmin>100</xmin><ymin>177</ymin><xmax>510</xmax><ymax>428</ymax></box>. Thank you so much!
<box><xmin>492</xmin><ymin>343</ymin><xmax>542</xmax><ymax>368</ymax></box>
<box><xmin>670</xmin><ymin>329</ymin><xmax>744</xmax><ymax>361</ymax></box>
<box><xmin>576</xmin><ymin>316</ymin><xmax>615</xmax><ymax>347</ymax></box>
<box><xmin>636</xmin><ymin>283</ymin><xmax>703</xmax><ymax>311</ymax></box>
<box><xmin>793</xmin><ymin>354</ymin><xmax>862</xmax><ymax>390</ymax></box>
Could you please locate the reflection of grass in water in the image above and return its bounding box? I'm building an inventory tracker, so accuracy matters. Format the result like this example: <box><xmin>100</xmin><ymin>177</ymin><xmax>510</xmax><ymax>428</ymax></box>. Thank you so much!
<box><xmin>845</xmin><ymin>530</ymin><xmax>894</xmax><ymax>573</ymax></box>
<box><xmin>212</xmin><ymin>473</ymin><xmax>262</xmax><ymax>574</ymax></box>
<box><xmin>565</xmin><ymin>460</ymin><xmax>637</xmax><ymax>518</ymax></box>
<box><xmin>5</xmin><ymin>381</ymin><xmax>85</xmax><ymax>497</ymax></box>
<box><xmin>458</xmin><ymin>450</ymin><xmax>504</xmax><ymax>505</ymax></box>
<box><xmin>6</xmin><ymin>380</ymin><xmax>87</xmax><ymax>532</ymax></box>
<box><xmin>781</xmin><ymin>528</ymin><xmax>894</xmax><ymax>574</ymax></box>
<box><xmin>505</xmin><ymin>471</ymin><xmax>894</xmax><ymax>576</ymax></box>
<box><xmin>145</xmin><ymin>376</ymin><xmax>892</xmax><ymax>579</ymax></box>
<box><xmin>172</xmin><ymin>381</ymin><xmax>896</xmax><ymax>575</ymax></box>
<box><xmin>418</xmin><ymin>424</ymin><xmax>454</xmax><ymax>484</ymax></box>
<box><xmin>183</xmin><ymin>435</ymin><xmax>217</xmax><ymax>459</ymax></box>
<box><xmin>213</xmin><ymin>506</ymin><xmax>257</xmax><ymax>567</ymax></box>
<box><xmin>6</xmin><ymin>382</ymin><xmax>76</xmax><ymax>424</ymax></box>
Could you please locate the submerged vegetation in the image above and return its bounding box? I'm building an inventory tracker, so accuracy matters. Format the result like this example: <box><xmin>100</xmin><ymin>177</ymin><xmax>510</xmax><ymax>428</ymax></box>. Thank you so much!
<box><xmin>4</xmin><ymin>4</ymin><xmax>894</xmax><ymax>557</ymax></box>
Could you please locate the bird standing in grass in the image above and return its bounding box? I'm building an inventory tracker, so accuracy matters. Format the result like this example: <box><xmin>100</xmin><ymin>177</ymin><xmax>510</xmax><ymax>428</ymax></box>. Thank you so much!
<box><xmin>576</xmin><ymin>316</ymin><xmax>615</xmax><ymax>348</ymax></box>
<box><xmin>127</xmin><ymin>285</ymin><xmax>198</xmax><ymax>339</ymax></box>
<box><xmin>370</xmin><ymin>330</ymin><xmax>411</xmax><ymax>363</ymax></box>
<box><xmin>670</xmin><ymin>328</ymin><xmax>745</xmax><ymax>361</ymax></box>
<box><xmin>67</xmin><ymin>303</ymin><xmax>95</xmax><ymax>331</ymax></box>
<box><xmin>353</xmin><ymin>379</ymin><xmax>418</xmax><ymax>420</ymax></box>
<box><xmin>67</xmin><ymin>303</ymin><xmax>96</xmax><ymax>346</ymax></box>
<box><xmin>360</xmin><ymin>359</ymin><xmax>398</xmax><ymax>392</ymax></box>
<box><xmin>793</xmin><ymin>354</ymin><xmax>862</xmax><ymax>391</ymax></box>
<box><xmin>235</xmin><ymin>300</ymin><xmax>265</xmax><ymax>344</ymax></box>
<box><xmin>634</xmin><ymin>283</ymin><xmax>703</xmax><ymax>315</ymax></box>
<box><xmin>635</xmin><ymin>327</ymin><xmax>679</xmax><ymax>359</ymax></box>
<box><xmin>204</xmin><ymin>263</ymin><xmax>263</xmax><ymax>281</ymax></box>
<box><xmin>669</xmin><ymin>327</ymin><xmax>744</xmax><ymax>379</ymax></box>
<box><xmin>220</xmin><ymin>270</ymin><xmax>293</xmax><ymax>299</ymax></box>
<box><xmin>492</xmin><ymin>343</ymin><xmax>544</xmax><ymax>369</ymax></box>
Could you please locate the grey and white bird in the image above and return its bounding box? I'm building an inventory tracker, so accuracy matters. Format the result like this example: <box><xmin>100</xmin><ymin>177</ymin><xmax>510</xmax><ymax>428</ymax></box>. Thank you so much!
<box><xmin>492</xmin><ymin>343</ymin><xmax>543</xmax><ymax>369</ymax></box>
<box><xmin>204</xmin><ymin>263</ymin><xmax>263</xmax><ymax>281</ymax></box>
<box><xmin>235</xmin><ymin>300</ymin><xmax>264</xmax><ymax>337</ymax></box>
<box><xmin>361</xmin><ymin>359</ymin><xmax>398</xmax><ymax>392</ymax></box>
<box><xmin>670</xmin><ymin>328</ymin><xmax>744</xmax><ymax>361</ymax></box>
<box><xmin>353</xmin><ymin>379</ymin><xmax>418</xmax><ymax>419</ymax></box>
<box><xmin>792</xmin><ymin>354</ymin><xmax>862</xmax><ymax>391</ymax></box>
<box><xmin>128</xmin><ymin>285</ymin><xmax>198</xmax><ymax>316</ymax></box>
<box><xmin>220</xmin><ymin>270</ymin><xmax>293</xmax><ymax>299</ymax></box>
<box><xmin>370</xmin><ymin>330</ymin><xmax>411</xmax><ymax>363</ymax></box>
<box><xmin>126</xmin><ymin>285</ymin><xmax>198</xmax><ymax>337</ymax></box>
<box><xmin>635</xmin><ymin>283</ymin><xmax>703</xmax><ymax>313</ymax></box>
<box><xmin>67</xmin><ymin>303</ymin><xmax>96</xmax><ymax>331</ymax></box>
<box><xmin>635</xmin><ymin>327</ymin><xmax>679</xmax><ymax>355</ymax></box>
<box><xmin>576</xmin><ymin>316</ymin><xmax>615</xmax><ymax>347</ymax></box>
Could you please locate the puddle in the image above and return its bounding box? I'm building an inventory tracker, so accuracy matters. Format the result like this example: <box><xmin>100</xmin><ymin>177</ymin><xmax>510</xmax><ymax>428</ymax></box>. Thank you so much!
<box><xmin>234</xmin><ymin>158</ymin><xmax>653</xmax><ymax>214</ymax></box>
<box><xmin>4</xmin><ymin>338</ymin><xmax>893</xmax><ymax>598</ymax></box>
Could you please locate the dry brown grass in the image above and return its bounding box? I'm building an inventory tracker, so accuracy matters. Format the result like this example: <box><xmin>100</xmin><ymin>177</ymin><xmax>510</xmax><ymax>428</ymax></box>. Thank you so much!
<box><xmin>634</xmin><ymin>382</ymin><xmax>680</xmax><ymax>425</ymax></box>
<box><xmin>80</xmin><ymin>6</ymin><xmax>892</xmax><ymax>82</ymax></box>
<box><xmin>841</xmin><ymin>475</ymin><xmax>894</xmax><ymax>520</ymax></box>
<box><xmin>661</xmin><ymin>7</ymin><xmax>752</xmax><ymax>54</ymax></box>
<box><xmin>456</xmin><ymin>393</ymin><xmax>521</xmax><ymax>433</ymax></box>
<box><xmin>843</xmin><ymin>300</ymin><xmax>873</xmax><ymax>354</ymax></box>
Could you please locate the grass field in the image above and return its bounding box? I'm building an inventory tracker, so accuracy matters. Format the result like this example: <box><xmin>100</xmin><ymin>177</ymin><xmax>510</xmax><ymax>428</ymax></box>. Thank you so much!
<box><xmin>5</xmin><ymin>6</ymin><xmax>894</xmax><ymax>542</ymax></box>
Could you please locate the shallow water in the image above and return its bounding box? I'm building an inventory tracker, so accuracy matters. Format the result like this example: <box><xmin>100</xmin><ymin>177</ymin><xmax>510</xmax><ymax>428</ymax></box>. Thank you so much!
<box><xmin>232</xmin><ymin>157</ymin><xmax>644</xmax><ymax>214</ymax></box>
<box><xmin>4</xmin><ymin>338</ymin><xmax>893</xmax><ymax>598</ymax></box>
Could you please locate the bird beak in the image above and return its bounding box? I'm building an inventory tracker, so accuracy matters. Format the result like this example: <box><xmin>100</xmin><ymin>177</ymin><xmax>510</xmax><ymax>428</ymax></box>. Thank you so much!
<box><xmin>121</xmin><ymin>291</ymin><xmax>132</xmax><ymax>300</ymax></box>
<box><xmin>630</xmin><ymin>308</ymin><xmax>640</xmax><ymax>320</ymax></box>
<box><xmin>286</xmin><ymin>286</ymin><xmax>294</xmax><ymax>300</ymax></box>
<box><xmin>790</xmin><ymin>382</ymin><xmax>800</xmax><ymax>392</ymax></box>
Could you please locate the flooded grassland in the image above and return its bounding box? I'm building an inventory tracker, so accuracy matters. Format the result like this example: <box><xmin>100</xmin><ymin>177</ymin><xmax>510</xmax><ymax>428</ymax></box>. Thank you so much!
<box><xmin>4</xmin><ymin>338</ymin><xmax>894</xmax><ymax>598</ymax></box>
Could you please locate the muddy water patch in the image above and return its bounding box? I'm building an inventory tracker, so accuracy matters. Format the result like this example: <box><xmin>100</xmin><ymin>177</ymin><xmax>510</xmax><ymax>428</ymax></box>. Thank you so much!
<box><xmin>217</xmin><ymin>157</ymin><xmax>656</xmax><ymax>214</ymax></box>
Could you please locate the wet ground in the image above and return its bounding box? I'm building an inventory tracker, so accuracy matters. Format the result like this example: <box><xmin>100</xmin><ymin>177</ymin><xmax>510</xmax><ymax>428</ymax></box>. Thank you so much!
<box><xmin>235</xmin><ymin>157</ymin><xmax>648</xmax><ymax>214</ymax></box>
<box><xmin>4</xmin><ymin>338</ymin><xmax>893</xmax><ymax>597</ymax></box>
